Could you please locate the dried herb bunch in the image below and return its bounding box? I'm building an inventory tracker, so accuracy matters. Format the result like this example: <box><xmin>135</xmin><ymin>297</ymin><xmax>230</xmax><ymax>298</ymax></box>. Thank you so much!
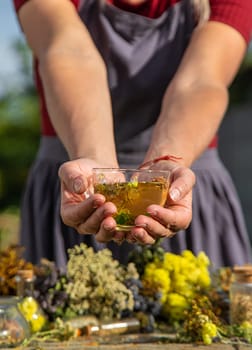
<box><xmin>65</xmin><ymin>243</ymin><xmax>138</xmax><ymax>319</ymax></box>
<box><xmin>0</xmin><ymin>245</ymin><xmax>33</xmax><ymax>295</ymax></box>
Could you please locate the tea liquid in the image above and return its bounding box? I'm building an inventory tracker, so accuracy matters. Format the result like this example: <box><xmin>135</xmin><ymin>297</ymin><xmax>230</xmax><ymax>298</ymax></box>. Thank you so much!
<box><xmin>94</xmin><ymin>181</ymin><xmax>169</xmax><ymax>229</ymax></box>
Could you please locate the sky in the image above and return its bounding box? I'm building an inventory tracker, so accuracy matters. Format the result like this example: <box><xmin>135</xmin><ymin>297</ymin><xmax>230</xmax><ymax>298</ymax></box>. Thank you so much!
<box><xmin>0</xmin><ymin>1</ymin><xmax>25</xmax><ymax>94</ymax></box>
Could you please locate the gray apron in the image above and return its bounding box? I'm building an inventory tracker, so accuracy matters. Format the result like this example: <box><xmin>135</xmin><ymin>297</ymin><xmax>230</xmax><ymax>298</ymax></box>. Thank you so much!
<box><xmin>20</xmin><ymin>0</ymin><xmax>252</xmax><ymax>268</ymax></box>
<box><xmin>79</xmin><ymin>0</ymin><xmax>195</xmax><ymax>164</ymax></box>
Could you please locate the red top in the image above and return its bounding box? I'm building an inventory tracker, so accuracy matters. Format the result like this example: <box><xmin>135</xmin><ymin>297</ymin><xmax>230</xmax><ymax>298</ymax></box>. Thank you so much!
<box><xmin>13</xmin><ymin>0</ymin><xmax>252</xmax><ymax>147</ymax></box>
<box><xmin>13</xmin><ymin>0</ymin><xmax>252</xmax><ymax>43</ymax></box>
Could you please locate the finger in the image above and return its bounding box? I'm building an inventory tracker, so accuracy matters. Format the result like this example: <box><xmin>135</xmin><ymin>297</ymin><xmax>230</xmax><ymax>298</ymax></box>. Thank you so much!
<box><xmin>125</xmin><ymin>227</ymin><xmax>156</xmax><ymax>245</ymax></box>
<box><xmin>169</xmin><ymin>167</ymin><xmax>196</xmax><ymax>202</ymax></box>
<box><xmin>147</xmin><ymin>203</ymin><xmax>192</xmax><ymax>231</ymax></box>
<box><xmin>134</xmin><ymin>215</ymin><xmax>176</xmax><ymax>239</ymax></box>
<box><xmin>166</xmin><ymin>223</ymin><xmax>180</xmax><ymax>235</ymax></box>
<box><xmin>60</xmin><ymin>192</ymin><xmax>105</xmax><ymax>226</ymax></box>
<box><xmin>94</xmin><ymin>216</ymin><xmax>119</xmax><ymax>242</ymax></box>
<box><xmin>77</xmin><ymin>202</ymin><xmax>117</xmax><ymax>235</ymax></box>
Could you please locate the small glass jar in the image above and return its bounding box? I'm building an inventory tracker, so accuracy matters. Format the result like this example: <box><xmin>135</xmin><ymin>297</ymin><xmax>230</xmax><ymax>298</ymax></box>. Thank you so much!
<box><xmin>0</xmin><ymin>297</ymin><xmax>30</xmax><ymax>348</ymax></box>
<box><xmin>229</xmin><ymin>265</ymin><xmax>252</xmax><ymax>325</ymax></box>
<box><xmin>15</xmin><ymin>270</ymin><xmax>47</xmax><ymax>333</ymax></box>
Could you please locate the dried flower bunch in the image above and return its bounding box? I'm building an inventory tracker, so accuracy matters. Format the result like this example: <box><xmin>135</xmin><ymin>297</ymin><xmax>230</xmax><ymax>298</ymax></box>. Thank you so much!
<box><xmin>65</xmin><ymin>243</ymin><xmax>138</xmax><ymax>319</ymax></box>
<box><xmin>0</xmin><ymin>245</ymin><xmax>33</xmax><ymax>295</ymax></box>
<box><xmin>1</xmin><ymin>243</ymin><xmax>252</xmax><ymax>346</ymax></box>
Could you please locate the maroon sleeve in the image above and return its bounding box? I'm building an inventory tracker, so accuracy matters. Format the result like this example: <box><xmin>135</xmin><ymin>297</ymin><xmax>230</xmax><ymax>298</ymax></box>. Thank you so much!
<box><xmin>209</xmin><ymin>0</ymin><xmax>252</xmax><ymax>44</ymax></box>
<box><xmin>13</xmin><ymin>0</ymin><xmax>27</xmax><ymax>12</ymax></box>
<box><xmin>13</xmin><ymin>0</ymin><xmax>79</xmax><ymax>12</ymax></box>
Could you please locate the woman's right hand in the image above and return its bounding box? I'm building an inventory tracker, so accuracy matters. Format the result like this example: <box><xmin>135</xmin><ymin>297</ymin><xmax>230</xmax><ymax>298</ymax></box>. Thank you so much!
<box><xmin>58</xmin><ymin>158</ymin><xmax>125</xmax><ymax>243</ymax></box>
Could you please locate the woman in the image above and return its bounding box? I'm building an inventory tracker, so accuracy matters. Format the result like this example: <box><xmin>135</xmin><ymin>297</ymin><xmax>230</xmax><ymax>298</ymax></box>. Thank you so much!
<box><xmin>13</xmin><ymin>0</ymin><xmax>252</xmax><ymax>268</ymax></box>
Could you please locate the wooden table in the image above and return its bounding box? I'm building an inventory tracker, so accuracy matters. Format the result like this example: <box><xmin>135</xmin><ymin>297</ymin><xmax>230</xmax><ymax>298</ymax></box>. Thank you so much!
<box><xmin>22</xmin><ymin>343</ymin><xmax>252</xmax><ymax>350</ymax></box>
<box><xmin>21</xmin><ymin>333</ymin><xmax>252</xmax><ymax>350</ymax></box>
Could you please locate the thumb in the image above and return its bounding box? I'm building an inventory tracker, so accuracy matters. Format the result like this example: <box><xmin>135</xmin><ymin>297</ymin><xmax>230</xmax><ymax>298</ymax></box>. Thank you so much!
<box><xmin>58</xmin><ymin>160</ymin><xmax>91</xmax><ymax>194</ymax></box>
<box><xmin>169</xmin><ymin>166</ymin><xmax>196</xmax><ymax>201</ymax></box>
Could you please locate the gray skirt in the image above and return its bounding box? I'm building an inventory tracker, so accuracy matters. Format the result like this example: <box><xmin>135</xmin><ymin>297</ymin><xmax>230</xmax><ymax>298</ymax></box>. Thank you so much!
<box><xmin>20</xmin><ymin>136</ymin><xmax>252</xmax><ymax>268</ymax></box>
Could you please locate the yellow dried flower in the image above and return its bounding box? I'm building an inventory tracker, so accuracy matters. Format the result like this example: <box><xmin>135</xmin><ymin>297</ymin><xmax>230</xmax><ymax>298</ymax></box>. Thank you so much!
<box><xmin>163</xmin><ymin>293</ymin><xmax>190</xmax><ymax>321</ymax></box>
<box><xmin>201</xmin><ymin>322</ymin><xmax>217</xmax><ymax>344</ymax></box>
<box><xmin>140</xmin><ymin>249</ymin><xmax>211</xmax><ymax>324</ymax></box>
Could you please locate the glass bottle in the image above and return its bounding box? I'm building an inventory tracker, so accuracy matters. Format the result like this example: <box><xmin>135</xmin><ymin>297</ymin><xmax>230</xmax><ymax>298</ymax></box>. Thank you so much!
<box><xmin>0</xmin><ymin>296</ymin><xmax>30</xmax><ymax>348</ymax></box>
<box><xmin>15</xmin><ymin>269</ymin><xmax>46</xmax><ymax>333</ymax></box>
<box><xmin>81</xmin><ymin>318</ymin><xmax>141</xmax><ymax>336</ymax></box>
<box><xmin>229</xmin><ymin>265</ymin><xmax>252</xmax><ymax>325</ymax></box>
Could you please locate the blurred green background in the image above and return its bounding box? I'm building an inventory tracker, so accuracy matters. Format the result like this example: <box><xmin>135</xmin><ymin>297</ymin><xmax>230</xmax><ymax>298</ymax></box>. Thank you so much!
<box><xmin>0</xmin><ymin>2</ymin><xmax>252</xmax><ymax>251</ymax></box>
<box><xmin>0</xmin><ymin>38</ymin><xmax>40</xmax><ymax>250</ymax></box>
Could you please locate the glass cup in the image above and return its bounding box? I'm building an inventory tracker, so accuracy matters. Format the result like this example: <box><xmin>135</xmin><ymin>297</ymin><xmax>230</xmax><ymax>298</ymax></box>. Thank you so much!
<box><xmin>92</xmin><ymin>168</ymin><xmax>171</xmax><ymax>231</ymax></box>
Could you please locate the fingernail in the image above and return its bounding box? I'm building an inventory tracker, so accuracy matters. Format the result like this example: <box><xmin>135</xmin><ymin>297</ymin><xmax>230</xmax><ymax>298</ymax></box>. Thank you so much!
<box><xmin>135</xmin><ymin>223</ymin><xmax>148</xmax><ymax>229</ymax></box>
<box><xmin>93</xmin><ymin>199</ymin><xmax>104</xmax><ymax>208</ymax></box>
<box><xmin>146</xmin><ymin>210</ymin><xmax>157</xmax><ymax>218</ymax></box>
<box><xmin>170</xmin><ymin>188</ymin><xmax>180</xmax><ymax>201</ymax></box>
<box><xmin>73</xmin><ymin>179</ymin><xmax>83</xmax><ymax>193</ymax></box>
<box><xmin>103</xmin><ymin>209</ymin><xmax>116</xmax><ymax>217</ymax></box>
<box><xmin>126</xmin><ymin>237</ymin><xmax>137</xmax><ymax>244</ymax></box>
<box><xmin>104</xmin><ymin>224</ymin><xmax>114</xmax><ymax>231</ymax></box>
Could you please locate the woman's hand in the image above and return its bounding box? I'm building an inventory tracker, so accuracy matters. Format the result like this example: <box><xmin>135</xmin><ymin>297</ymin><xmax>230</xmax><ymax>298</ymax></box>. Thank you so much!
<box><xmin>58</xmin><ymin>158</ymin><xmax>195</xmax><ymax>245</ymax></box>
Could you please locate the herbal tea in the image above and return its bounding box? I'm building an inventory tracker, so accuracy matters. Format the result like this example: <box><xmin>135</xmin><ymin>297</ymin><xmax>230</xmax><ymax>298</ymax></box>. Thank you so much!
<box><xmin>94</xmin><ymin>180</ymin><xmax>169</xmax><ymax>230</ymax></box>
